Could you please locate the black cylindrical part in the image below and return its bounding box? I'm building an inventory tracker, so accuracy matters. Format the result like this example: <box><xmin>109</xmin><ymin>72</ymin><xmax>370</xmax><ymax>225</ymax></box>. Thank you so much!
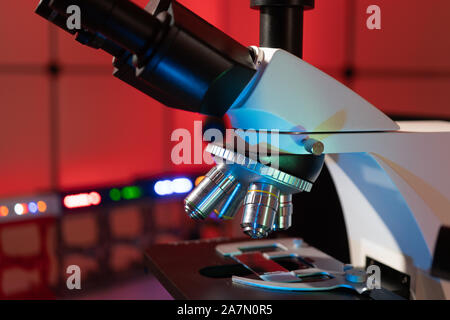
<box><xmin>251</xmin><ymin>0</ymin><xmax>314</xmax><ymax>58</ymax></box>
<box><xmin>260</xmin><ymin>6</ymin><xmax>303</xmax><ymax>58</ymax></box>
<box><xmin>35</xmin><ymin>0</ymin><xmax>77</xmax><ymax>34</ymax></box>
<box><xmin>42</xmin><ymin>0</ymin><xmax>256</xmax><ymax>117</ymax></box>
<box><xmin>76</xmin><ymin>31</ymin><xmax>126</xmax><ymax>57</ymax></box>
<box><xmin>49</xmin><ymin>0</ymin><xmax>164</xmax><ymax>55</ymax></box>
<box><xmin>36</xmin><ymin>0</ymin><xmax>127</xmax><ymax>57</ymax></box>
<box><xmin>136</xmin><ymin>26</ymin><xmax>255</xmax><ymax>117</ymax></box>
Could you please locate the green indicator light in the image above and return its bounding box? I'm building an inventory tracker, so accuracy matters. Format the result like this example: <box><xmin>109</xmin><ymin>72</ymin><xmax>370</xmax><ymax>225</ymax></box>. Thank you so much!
<box><xmin>121</xmin><ymin>186</ymin><xmax>142</xmax><ymax>200</ymax></box>
<box><xmin>110</xmin><ymin>188</ymin><xmax>121</xmax><ymax>201</ymax></box>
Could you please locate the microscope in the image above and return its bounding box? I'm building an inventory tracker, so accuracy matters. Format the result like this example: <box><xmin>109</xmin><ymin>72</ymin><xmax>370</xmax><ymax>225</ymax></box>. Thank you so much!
<box><xmin>35</xmin><ymin>0</ymin><xmax>450</xmax><ymax>299</ymax></box>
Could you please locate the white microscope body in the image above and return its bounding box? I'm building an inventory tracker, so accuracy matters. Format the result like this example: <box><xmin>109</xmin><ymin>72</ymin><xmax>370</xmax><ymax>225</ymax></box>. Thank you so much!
<box><xmin>226</xmin><ymin>47</ymin><xmax>450</xmax><ymax>299</ymax></box>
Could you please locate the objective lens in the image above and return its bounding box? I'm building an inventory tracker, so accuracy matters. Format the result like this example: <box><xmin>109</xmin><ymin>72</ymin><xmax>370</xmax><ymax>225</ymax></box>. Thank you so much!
<box><xmin>241</xmin><ymin>183</ymin><xmax>280</xmax><ymax>239</ymax></box>
<box><xmin>272</xmin><ymin>194</ymin><xmax>293</xmax><ymax>231</ymax></box>
<box><xmin>214</xmin><ymin>183</ymin><xmax>246</xmax><ymax>220</ymax></box>
<box><xmin>184</xmin><ymin>164</ymin><xmax>238</xmax><ymax>220</ymax></box>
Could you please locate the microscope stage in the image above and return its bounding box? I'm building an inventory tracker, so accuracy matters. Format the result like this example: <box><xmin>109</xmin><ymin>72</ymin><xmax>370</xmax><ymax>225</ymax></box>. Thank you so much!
<box><xmin>145</xmin><ymin>238</ymin><xmax>402</xmax><ymax>300</ymax></box>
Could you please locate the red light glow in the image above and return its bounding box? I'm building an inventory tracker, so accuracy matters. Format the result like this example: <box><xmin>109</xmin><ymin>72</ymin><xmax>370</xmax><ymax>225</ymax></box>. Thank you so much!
<box><xmin>64</xmin><ymin>192</ymin><xmax>102</xmax><ymax>209</ymax></box>
<box><xmin>14</xmin><ymin>203</ymin><xmax>28</xmax><ymax>215</ymax></box>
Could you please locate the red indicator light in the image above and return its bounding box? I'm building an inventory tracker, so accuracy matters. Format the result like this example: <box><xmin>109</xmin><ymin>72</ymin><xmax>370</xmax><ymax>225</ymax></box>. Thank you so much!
<box><xmin>89</xmin><ymin>192</ymin><xmax>101</xmax><ymax>205</ymax></box>
<box><xmin>14</xmin><ymin>203</ymin><xmax>28</xmax><ymax>215</ymax></box>
<box><xmin>64</xmin><ymin>192</ymin><xmax>102</xmax><ymax>209</ymax></box>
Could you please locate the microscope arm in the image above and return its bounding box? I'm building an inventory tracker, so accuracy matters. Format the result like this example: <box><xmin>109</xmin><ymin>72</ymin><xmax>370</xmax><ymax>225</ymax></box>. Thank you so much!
<box><xmin>323</xmin><ymin>123</ymin><xmax>450</xmax><ymax>299</ymax></box>
<box><xmin>230</xmin><ymin>47</ymin><xmax>450</xmax><ymax>297</ymax></box>
<box><xmin>228</xmin><ymin>47</ymin><xmax>400</xmax><ymax>134</ymax></box>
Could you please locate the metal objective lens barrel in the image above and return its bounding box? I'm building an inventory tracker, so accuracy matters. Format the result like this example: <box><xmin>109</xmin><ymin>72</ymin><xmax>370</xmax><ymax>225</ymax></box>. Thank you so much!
<box><xmin>241</xmin><ymin>183</ymin><xmax>281</xmax><ymax>239</ymax></box>
<box><xmin>184</xmin><ymin>165</ymin><xmax>238</xmax><ymax>220</ymax></box>
<box><xmin>272</xmin><ymin>194</ymin><xmax>293</xmax><ymax>231</ymax></box>
<box><xmin>214</xmin><ymin>183</ymin><xmax>246</xmax><ymax>220</ymax></box>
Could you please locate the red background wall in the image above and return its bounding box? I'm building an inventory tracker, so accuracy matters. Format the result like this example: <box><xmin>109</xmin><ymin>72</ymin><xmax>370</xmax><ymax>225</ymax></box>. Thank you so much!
<box><xmin>0</xmin><ymin>0</ymin><xmax>449</xmax><ymax>197</ymax></box>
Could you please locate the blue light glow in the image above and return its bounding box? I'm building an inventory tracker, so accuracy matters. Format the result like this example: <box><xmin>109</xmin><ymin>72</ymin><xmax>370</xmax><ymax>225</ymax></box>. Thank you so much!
<box><xmin>154</xmin><ymin>180</ymin><xmax>173</xmax><ymax>196</ymax></box>
<box><xmin>28</xmin><ymin>202</ymin><xmax>38</xmax><ymax>214</ymax></box>
<box><xmin>154</xmin><ymin>178</ymin><xmax>193</xmax><ymax>196</ymax></box>
<box><xmin>172</xmin><ymin>178</ymin><xmax>193</xmax><ymax>194</ymax></box>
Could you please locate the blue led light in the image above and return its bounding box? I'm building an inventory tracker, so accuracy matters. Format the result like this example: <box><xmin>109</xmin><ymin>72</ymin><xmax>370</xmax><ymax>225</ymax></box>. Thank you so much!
<box><xmin>154</xmin><ymin>177</ymin><xmax>193</xmax><ymax>196</ymax></box>
<box><xmin>28</xmin><ymin>202</ymin><xmax>38</xmax><ymax>214</ymax></box>
<box><xmin>154</xmin><ymin>180</ymin><xmax>173</xmax><ymax>196</ymax></box>
<box><xmin>172</xmin><ymin>178</ymin><xmax>193</xmax><ymax>194</ymax></box>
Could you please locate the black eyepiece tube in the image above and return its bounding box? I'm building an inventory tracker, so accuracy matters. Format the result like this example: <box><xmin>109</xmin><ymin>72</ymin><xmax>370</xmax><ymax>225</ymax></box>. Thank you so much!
<box><xmin>260</xmin><ymin>6</ymin><xmax>304</xmax><ymax>58</ymax></box>
<box><xmin>35</xmin><ymin>0</ymin><xmax>77</xmax><ymax>34</ymax></box>
<box><xmin>133</xmin><ymin>1</ymin><xmax>257</xmax><ymax>117</ymax></box>
<box><xmin>251</xmin><ymin>0</ymin><xmax>314</xmax><ymax>58</ymax></box>
<box><xmin>48</xmin><ymin>0</ymin><xmax>164</xmax><ymax>55</ymax></box>
<box><xmin>37</xmin><ymin>0</ymin><xmax>257</xmax><ymax>118</ymax></box>
<box><xmin>36</xmin><ymin>0</ymin><xmax>129</xmax><ymax>57</ymax></box>
<box><xmin>76</xmin><ymin>31</ymin><xmax>126</xmax><ymax>57</ymax></box>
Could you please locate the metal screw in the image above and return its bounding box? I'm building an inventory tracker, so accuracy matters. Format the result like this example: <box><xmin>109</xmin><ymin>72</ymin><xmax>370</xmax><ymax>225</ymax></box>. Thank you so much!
<box><xmin>302</xmin><ymin>138</ymin><xmax>324</xmax><ymax>156</ymax></box>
